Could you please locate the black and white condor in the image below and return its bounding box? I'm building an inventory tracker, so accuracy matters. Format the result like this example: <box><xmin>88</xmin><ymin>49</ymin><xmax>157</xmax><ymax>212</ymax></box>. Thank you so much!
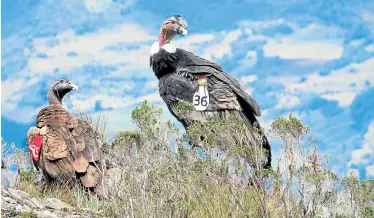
<box><xmin>149</xmin><ymin>15</ymin><xmax>272</xmax><ymax>169</ymax></box>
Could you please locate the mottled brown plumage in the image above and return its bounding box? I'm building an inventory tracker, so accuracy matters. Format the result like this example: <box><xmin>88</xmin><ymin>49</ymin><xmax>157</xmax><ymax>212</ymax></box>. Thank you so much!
<box><xmin>27</xmin><ymin>79</ymin><xmax>102</xmax><ymax>189</ymax></box>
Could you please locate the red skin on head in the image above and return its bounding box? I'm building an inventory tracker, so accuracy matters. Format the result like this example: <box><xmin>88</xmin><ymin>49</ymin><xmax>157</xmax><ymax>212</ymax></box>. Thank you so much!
<box><xmin>158</xmin><ymin>23</ymin><xmax>174</xmax><ymax>47</ymax></box>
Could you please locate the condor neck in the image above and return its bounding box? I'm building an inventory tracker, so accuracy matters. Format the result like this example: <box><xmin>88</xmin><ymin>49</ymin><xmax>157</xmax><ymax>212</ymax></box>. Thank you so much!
<box><xmin>47</xmin><ymin>89</ymin><xmax>63</xmax><ymax>105</ymax></box>
<box><xmin>158</xmin><ymin>31</ymin><xmax>165</xmax><ymax>47</ymax></box>
<box><xmin>158</xmin><ymin>30</ymin><xmax>176</xmax><ymax>49</ymax></box>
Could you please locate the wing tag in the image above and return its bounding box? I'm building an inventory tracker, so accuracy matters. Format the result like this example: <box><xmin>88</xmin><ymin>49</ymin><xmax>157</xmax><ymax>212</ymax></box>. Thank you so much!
<box><xmin>29</xmin><ymin>135</ymin><xmax>43</xmax><ymax>161</ymax></box>
<box><xmin>193</xmin><ymin>76</ymin><xmax>209</xmax><ymax>111</ymax></box>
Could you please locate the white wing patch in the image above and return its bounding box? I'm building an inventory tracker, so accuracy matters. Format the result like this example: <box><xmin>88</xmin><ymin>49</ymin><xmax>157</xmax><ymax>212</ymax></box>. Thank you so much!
<box><xmin>150</xmin><ymin>42</ymin><xmax>177</xmax><ymax>55</ymax></box>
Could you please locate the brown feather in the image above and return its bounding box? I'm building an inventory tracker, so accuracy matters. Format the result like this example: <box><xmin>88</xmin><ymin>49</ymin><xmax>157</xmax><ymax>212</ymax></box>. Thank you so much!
<box><xmin>42</xmin><ymin>126</ymin><xmax>70</xmax><ymax>161</ymax></box>
<box><xmin>27</xmin><ymin>99</ymin><xmax>102</xmax><ymax>188</ymax></box>
<box><xmin>73</xmin><ymin>153</ymin><xmax>89</xmax><ymax>173</ymax></box>
<box><xmin>43</xmin><ymin>154</ymin><xmax>76</xmax><ymax>184</ymax></box>
<box><xmin>80</xmin><ymin>164</ymin><xmax>100</xmax><ymax>188</ymax></box>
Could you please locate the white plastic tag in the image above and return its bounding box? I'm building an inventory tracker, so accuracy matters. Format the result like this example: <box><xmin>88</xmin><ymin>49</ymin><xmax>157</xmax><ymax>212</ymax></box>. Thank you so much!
<box><xmin>193</xmin><ymin>77</ymin><xmax>209</xmax><ymax>111</ymax></box>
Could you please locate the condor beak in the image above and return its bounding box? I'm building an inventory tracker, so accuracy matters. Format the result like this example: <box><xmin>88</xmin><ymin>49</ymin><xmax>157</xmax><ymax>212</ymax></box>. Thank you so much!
<box><xmin>176</xmin><ymin>15</ymin><xmax>188</xmax><ymax>36</ymax></box>
<box><xmin>180</xmin><ymin>27</ymin><xmax>188</xmax><ymax>36</ymax></box>
<box><xmin>70</xmin><ymin>83</ymin><xmax>79</xmax><ymax>90</ymax></box>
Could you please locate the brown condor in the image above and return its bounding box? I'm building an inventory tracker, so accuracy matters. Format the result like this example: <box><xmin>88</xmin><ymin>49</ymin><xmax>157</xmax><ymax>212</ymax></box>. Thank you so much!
<box><xmin>27</xmin><ymin>79</ymin><xmax>102</xmax><ymax>189</ymax></box>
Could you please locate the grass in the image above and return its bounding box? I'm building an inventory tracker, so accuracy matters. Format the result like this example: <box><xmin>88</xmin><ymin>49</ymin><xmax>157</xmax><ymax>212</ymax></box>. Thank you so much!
<box><xmin>15</xmin><ymin>174</ymin><xmax>112</xmax><ymax>216</ymax></box>
<box><xmin>15</xmin><ymin>170</ymin><xmax>291</xmax><ymax>217</ymax></box>
<box><xmin>19</xmin><ymin>211</ymin><xmax>38</xmax><ymax>218</ymax></box>
<box><xmin>15</xmin><ymin>172</ymin><xmax>279</xmax><ymax>217</ymax></box>
<box><xmin>16</xmin><ymin>170</ymin><xmax>77</xmax><ymax>206</ymax></box>
<box><xmin>4</xmin><ymin>102</ymin><xmax>374</xmax><ymax>218</ymax></box>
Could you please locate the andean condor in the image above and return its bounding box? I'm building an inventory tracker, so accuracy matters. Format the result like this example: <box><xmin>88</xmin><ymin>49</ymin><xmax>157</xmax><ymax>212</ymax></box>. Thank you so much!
<box><xmin>149</xmin><ymin>15</ymin><xmax>272</xmax><ymax>169</ymax></box>
<box><xmin>26</xmin><ymin>79</ymin><xmax>102</xmax><ymax>189</ymax></box>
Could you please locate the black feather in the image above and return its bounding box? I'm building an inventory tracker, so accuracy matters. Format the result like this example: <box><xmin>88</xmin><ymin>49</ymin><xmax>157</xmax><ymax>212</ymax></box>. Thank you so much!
<box><xmin>150</xmin><ymin>46</ymin><xmax>271</xmax><ymax>168</ymax></box>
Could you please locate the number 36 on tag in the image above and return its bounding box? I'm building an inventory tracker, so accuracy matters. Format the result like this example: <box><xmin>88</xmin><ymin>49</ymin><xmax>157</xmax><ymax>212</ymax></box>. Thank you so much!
<box><xmin>193</xmin><ymin>77</ymin><xmax>209</xmax><ymax>111</ymax></box>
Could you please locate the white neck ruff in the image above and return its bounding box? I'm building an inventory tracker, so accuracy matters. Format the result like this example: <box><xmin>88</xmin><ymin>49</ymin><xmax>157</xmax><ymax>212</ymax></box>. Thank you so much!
<box><xmin>150</xmin><ymin>42</ymin><xmax>177</xmax><ymax>55</ymax></box>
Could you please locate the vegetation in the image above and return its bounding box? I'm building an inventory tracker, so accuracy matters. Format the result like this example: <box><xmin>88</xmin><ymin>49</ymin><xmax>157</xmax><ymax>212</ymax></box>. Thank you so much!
<box><xmin>2</xmin><ymin>101</ymin><xmax>374</xmax><ymax>217</ymax></box>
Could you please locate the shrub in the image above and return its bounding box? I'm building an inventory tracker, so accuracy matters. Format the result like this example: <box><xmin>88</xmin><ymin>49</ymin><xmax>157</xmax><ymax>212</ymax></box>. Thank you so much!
<box><xmin>3</xmin><ymin>102</ymin><xmax>374</xmax><ymax>218</ymax></box>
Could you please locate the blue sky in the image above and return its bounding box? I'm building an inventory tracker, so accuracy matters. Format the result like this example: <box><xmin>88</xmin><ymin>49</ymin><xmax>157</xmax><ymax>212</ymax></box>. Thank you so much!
<box><xmin>1</xmin><ymin>0</ymin><xmax>374</xmax><ymax>179</ymax></box>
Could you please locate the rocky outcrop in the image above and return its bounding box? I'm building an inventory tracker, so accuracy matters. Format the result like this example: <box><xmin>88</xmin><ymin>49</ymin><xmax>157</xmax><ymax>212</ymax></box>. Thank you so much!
<box><xmin>1</xmin><ymin>188</ymin><xmax>92</xmax><ymax>218</ymax></box>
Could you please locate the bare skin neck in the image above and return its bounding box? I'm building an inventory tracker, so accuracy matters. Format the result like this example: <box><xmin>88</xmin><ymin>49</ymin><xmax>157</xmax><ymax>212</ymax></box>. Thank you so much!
<box><xmin>158</xmin><ymin>28</ymin><xmax>176</xmax><ymax>47</ymax></box>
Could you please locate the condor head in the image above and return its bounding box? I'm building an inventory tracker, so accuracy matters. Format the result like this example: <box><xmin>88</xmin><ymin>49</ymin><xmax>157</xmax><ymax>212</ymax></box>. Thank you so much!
<box><xmin>48</xmin><ymin>79</ymin><xmax>79</xmax><ymax>104</ymax></box>
<box><xmin>159</xmin><ymin>15</ymin><xmax>188</xmax><ymax>46</ymax></box>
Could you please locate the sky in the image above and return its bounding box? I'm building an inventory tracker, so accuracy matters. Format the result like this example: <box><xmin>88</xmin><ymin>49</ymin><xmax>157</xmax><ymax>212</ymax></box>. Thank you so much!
<box><xmin>1</xmin><ymin>0</ymin><xmax>374</xmax><ymax>179</ymax></box>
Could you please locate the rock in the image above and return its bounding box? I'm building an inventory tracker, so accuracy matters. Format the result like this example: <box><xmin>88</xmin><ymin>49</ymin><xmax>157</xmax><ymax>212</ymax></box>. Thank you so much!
<box><xmin>2</xmin><ymin>196</ymin><xmax>18</xmax><ymax>207</ymax></box>
<box><xmin>30</xmin><ymin>197</ymin><xmax>46</xmax><ymax>209</ymax></box>
<box><xmin>65</xmin><ymin>215</ymin><xmax>82</xmax><ymax>218</ymax></box>
<box><xmin>42</xmin><ymin>198</ymin><xmax>73</xmax><ymax>210</ymax></box>
<box><xmin>2</xmin><ymin>188</ymin><xmax>10</xmax><ymax>195</ymax></box>
<box><xmin>14</xmin><ymin>204</ymin><xmax>31</xmax><ymax>213</ymax></box>
<box><xmin>35</xmin><ymin>210</ymin><xmax>61</xmax><ymax>218</ymax></box>
<box><xmin>7</xmin><ymin>188</ymin><xmax>39</xmax><ymax>208</ymax></box>
<box><xmin>7</xmin><ymin>188</ymin><xmax>31</xmax><ymax>199</ymax></box>
<box><xmin>1</xmin><ymin>188</ymin><xmax>80</xmax><ymax>218</ymax></box>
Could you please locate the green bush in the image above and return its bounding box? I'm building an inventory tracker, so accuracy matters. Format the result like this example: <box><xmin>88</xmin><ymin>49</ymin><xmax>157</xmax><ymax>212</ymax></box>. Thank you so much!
<box><xmin>4</xmin><ymin>102</ymin><xmax>374</xmax><ymax>218</ymax></box>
